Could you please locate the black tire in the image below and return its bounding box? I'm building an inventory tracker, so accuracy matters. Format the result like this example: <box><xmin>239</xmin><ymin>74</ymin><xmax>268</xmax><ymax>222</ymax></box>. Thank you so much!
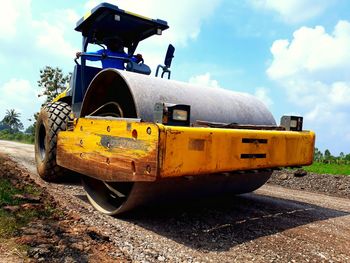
<box><xmin>35</xmin><ymin>101</ymin><xmax>73</xmax><ymax>182</ymax></box>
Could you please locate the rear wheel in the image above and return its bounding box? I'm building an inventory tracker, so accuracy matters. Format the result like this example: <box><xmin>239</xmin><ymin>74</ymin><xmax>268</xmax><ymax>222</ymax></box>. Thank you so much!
<box><xmin>82</xmin><ymin>176</ymin><xmax>134</xmax><ymax>215</ymax></box>
<box><xmin>35</xmin><ymin>101</ymin><xmax>72</xmax><ymax>181</ymax></box>
<box><xmin>82</xmin><ymin>171</ymin><xmax>272</xmax><ymax>216</ymax></box>
<box><xmin>81</xmin><ymin>101</ymin><xmax>134</xmax><ymax>215</ymax></box>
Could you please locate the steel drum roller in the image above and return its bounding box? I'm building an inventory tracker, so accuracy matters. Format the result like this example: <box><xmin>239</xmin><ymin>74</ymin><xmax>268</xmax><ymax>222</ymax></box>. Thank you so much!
<box><xmin>80</xmin><ymin>69</ymin><xmax>275</xmax><ymax>215</ymax></box>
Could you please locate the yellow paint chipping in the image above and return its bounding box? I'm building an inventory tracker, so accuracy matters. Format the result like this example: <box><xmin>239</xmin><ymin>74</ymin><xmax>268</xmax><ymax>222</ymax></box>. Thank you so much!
<box><xmin>125</xmin><ymin>10</ymin><xmax>152</xmax><ymax>21</ymax></box>
<box><xmin>57</xmin><ymin>118</ymin><xmax>159</xmax><ymax>182</ymax></box>
<box><xmin>57</xmin><ymin>118</ymin><xmax>315</xmax><ymax>182</ymax></box>
<box><xmin>52</xmin><ymin>91</ymin><xmax>67</xmax><ymax>103</ymax></box>
<box><xmin>52</xmin><ymin>84</ymin><xmax>70</xmax><ymax>103</ymax></box>
<box><xmin>84</xmin><ymin>11</ymin><xmax>92</xmax><ymax>20</ymax></box>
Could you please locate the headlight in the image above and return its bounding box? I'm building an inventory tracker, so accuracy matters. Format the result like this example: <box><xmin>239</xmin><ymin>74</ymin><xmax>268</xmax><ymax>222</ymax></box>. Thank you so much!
<box><xmin>280</xmin><ymin>116</ymin><xmax>303</xmax><ymax>131</ymax></box>
<box><xmin>154</xmin><ymin>103</ymin><xmax>191</xmax><ymax>126</ymax></box>
<box><xmin>172</xmin><ymin>109</ymin><xmax>188</xmax><ymax>121</ymax></box>
<box><xmin>290</xmin><ymin>119</ymin><xmax>298</xmax><ymax>128</ymax></box>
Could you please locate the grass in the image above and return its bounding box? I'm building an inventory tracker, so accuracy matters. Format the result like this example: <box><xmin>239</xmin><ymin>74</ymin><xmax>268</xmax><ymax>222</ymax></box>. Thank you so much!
<box><xmin>0</xmin><ymin>179</ymin><xmax>40</xmax><ymax>207</ymax></box>
<box><xmin>0</xmin><ymin>130</ymin><xmax>34</xmax><ymax>144</ymax></box>
<box><xmin>303</xmin><ymin>162</ymin><xmax>350</xmax><ymax>176</ymax></box>
<box><xmin>0</xmin><ymin>178</ymin><xmax>53</xmax><ymax>238</ymax></box>
<box><xmin>0</xmin><ymin>156</ymin><xmax>60</xmax><ymax>260</ymax></box>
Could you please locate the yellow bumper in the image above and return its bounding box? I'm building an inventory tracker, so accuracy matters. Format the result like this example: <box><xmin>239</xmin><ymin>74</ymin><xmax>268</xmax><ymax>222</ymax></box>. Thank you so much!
<box><xmin>57</xmin><ymin>118</ymin><xmax>315</xmax><ymax>182</ymax></box>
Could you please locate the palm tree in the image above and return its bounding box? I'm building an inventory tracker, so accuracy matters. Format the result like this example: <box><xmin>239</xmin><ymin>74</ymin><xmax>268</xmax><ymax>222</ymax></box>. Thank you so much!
<box><xmin>2</xmin><ymin>109</ymin><xmax>23</xmax><ymax>132</ymax></box>
<box><xmin>314</xmin><ymin>147</ymin><xmax>323</xmax><ymax>162</ymax></box>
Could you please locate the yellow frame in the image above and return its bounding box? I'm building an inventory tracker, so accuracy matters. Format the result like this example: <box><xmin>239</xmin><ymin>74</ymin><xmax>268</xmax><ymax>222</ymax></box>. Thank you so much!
<box><xmin>57</xmin><ymin>118</ymin><xmax>315</xmax><ymax>182</ymax></box>
<box><xmin>158</xmin><ymin>125</ymin><xmax>315</xmax><ymax>177</ymax></box>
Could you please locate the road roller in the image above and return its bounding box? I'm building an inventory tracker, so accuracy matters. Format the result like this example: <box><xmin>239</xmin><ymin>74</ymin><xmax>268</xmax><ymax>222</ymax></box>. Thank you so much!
<box><xmin>35</xmin><ymin>3</ymin><xmax>315</xmax><ymax>215</ymax></box>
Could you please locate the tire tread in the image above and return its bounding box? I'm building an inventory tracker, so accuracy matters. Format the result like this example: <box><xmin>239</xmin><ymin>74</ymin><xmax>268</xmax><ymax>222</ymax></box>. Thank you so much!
<box><xmin>35</xmin><ymin>101</ymin><xmax>72</xmax><ymax>181</ymax></box>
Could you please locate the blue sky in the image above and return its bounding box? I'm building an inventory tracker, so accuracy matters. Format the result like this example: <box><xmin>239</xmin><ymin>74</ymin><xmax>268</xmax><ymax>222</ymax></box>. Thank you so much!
<box><xmin>0</xmin><ymin>0</ymin><xmax>349</xmax><ymax>155</ymax></box>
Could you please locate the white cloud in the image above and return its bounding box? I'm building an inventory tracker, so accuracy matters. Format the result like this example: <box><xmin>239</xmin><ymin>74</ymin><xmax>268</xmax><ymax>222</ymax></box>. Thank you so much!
<box><xmin>0</xmin><ymin>0</ymin><xmax>31</xmax><ymax>39</ymax></box>
<box><xmin>268</xmin><ymin>21</ymin><xmax>350</xmax><ymax>80</ymax></box>
<box><xmin>0</xmin><ymin>1</ymin><xmax>79</xmax><ymax>128</ymax></box>
<box><xmin>0</xmin><ymin>1</ymin><xmax>79</xmax><ymax>60</ymax></box>
<box><xmin>2</xmin><ymin>79</ymin><xmax>36</xmax><ymax>103</ymax></box>
<box><xmin>33</xmin><ymin>19</ymin><xmax>77</xmax><ymax>58</ymax></box>
<box><xmin>188</xmin><ymin>73</ymin><xmax>221</xmax><ymax>88</ymax></box>
<box><xmin>267</xmin><ymin>21</ymin><xmax>350</xmax><ymax>153</ymax></box>
<box><xmin>267</xmin><ymin>21</ymin><xmax>350</xmax><ymax>98</ymax></box>
<box><xmin>329</xmin><ymin>82</ymin><xmax>350</xmax><ymax>106</ymax></box>
<box><xmin>0</xmin><ymin>79</ymin><xmax>45</xmax><ymax>127</ymax></box>
<box><xmin>0</xmin><ymin>1</ymin><xmax>80</xmax><ymax>126</ymax></box>
<box><xmin>32</xmin><ymin>8</ymin><xmax>79</xmax><ymax>59</ymax></box>
<box><xmin>248</xmin><ymin>0</ymin><xmax>331</xmax><ymax>23</ymax></box>
<box><xmin>254</xmin><ymin>87</ymin><xmax>273</xmax><ymax>108</ymax></box>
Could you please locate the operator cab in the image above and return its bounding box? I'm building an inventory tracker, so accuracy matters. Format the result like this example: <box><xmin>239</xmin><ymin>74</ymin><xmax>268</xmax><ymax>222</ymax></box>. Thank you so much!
<box><xmin>71</xmin><ymin>3</ymin><xmax>172</xmax><ymax>115</ymax></box>
<box><xmin>75</xmin><ymin>3</ymin><xmax>169</xmax><ymax>72</ymax></box>
<box><xmin>76</xmin><ymin>3</ymin><xmax>169</xmax><ymax>73</ymax></box>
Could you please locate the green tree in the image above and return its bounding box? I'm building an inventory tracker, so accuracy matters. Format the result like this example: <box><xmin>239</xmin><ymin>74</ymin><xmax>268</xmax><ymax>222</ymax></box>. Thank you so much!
<box><xmin>314</xmin><ymin>147</ymin><xmax>323</xmax><ymax>162</ymax></box>
<box><xmin>324</xmin><ymin>149</ymin><xmax>331</xmax><ymax>160</ymax></box>
<box><xmin>0</xmin><ymin>121</ymin><xmax>10</xmax><ymax>131</ymax></box>
<box><xmin>25</xmin><ymin>112</ymin><xmax>39</xmax><ymax>136</ymax></box>
<box><xmin>37</xmin><ymin>66</ymin><xmax>71</xmax><ymax>103</ymax></box>
<box><xmin>25</xmin><ymin>125</ymin><xmax>35</xmax><ymax>135</ymax></box>
<box><xmin>345</xmin><ymin>154</ymin><xmax>350</xmax><ymax>161</ymax></box>
<box><xmin>2</xmin><ymin>109</ymin><xmax>24</xmax><ymax>132</ymax></box>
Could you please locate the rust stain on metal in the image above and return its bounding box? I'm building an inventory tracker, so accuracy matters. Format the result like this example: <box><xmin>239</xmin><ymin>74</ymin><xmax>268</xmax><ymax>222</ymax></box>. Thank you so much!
<box><xmin>188</xmin><ymin>139</ymin><xmax>205</xmax><ymax>151</ymax></box>
<box><xmin>57</xmin><ymin>145</ymin><xmax>157</xmax><ymax>182</ymax></box>
<box><xmin>99</xmin><ymin>135</ymin><xmax>149</xmax><ymax>151</ymax></box>
<box><xmin>167</xmin><ymin>129</ymin><xmax>183</xmax><ymax>135</ymax></box>
<box><xmin>56</xmin><ymin>119</ymin><xmax>160</xmax><ymax>182</ymax></box>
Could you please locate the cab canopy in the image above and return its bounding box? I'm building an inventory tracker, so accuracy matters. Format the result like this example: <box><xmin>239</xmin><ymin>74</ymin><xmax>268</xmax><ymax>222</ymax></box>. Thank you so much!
<box><xmin>75</xmin><ymin>3</ymin><xmax>169</xmax><ymax>53</ymax></box>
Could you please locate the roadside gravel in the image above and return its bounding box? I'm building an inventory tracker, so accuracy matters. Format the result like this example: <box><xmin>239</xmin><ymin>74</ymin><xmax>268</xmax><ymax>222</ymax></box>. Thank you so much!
<box><xmin>0</xmin><ymin>154</ymin><xmax>128</xmax><ymax>262</ymax></box>
<box><xmin>1</xmin><ymin>140</ymin><xmax>350</xmax><ymax>262</ymax></box>
<box><xmin>269</xmin><ymin>169</ymin><xmax>350</xmax><ymax>199</ymax></box>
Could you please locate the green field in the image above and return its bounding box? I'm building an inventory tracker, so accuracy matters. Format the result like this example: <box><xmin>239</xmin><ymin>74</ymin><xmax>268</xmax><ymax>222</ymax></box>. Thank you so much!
<box><xmin>303</xmin><ymin>162</ymin><xmax>350</xmax><ymax>176</ymax></box>
<box><xmin>0</xmin><ymin>131</ymin><xmax>34</xmax><ymax>144</ymax></box>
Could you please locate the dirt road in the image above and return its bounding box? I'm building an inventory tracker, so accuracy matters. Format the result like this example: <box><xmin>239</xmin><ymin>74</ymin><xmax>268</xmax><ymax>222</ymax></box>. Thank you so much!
<box><xmin>0</xmin><ymin>140</ymin><xmax>349</xmax><ymax>262</ymax></box>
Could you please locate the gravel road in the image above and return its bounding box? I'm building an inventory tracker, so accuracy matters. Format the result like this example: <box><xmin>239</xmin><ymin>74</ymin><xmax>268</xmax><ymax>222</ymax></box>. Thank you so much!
<box><xmin>0</xmin><ymin>140</ymin><xmax>349</xmax><ymax>262</ymax></box>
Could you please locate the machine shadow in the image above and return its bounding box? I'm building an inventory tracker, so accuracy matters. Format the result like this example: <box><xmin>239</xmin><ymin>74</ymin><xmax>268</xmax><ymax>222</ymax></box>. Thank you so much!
<box><xmin>55</xmin><ymin>171</ymin><xmax>82</xmax><ymax>186</ymax></box>
<box><xmin>121</xmin><ymin>192</ymin><xmax>349</xmax><ymax>252</ymax></box>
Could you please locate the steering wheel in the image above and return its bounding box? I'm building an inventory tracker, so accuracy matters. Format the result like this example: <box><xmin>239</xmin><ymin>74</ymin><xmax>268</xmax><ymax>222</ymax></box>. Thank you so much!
<box><xmin>134</xmin><ymin>54</ymin><xmax>144</xmax><ymax>64</ymax></box>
